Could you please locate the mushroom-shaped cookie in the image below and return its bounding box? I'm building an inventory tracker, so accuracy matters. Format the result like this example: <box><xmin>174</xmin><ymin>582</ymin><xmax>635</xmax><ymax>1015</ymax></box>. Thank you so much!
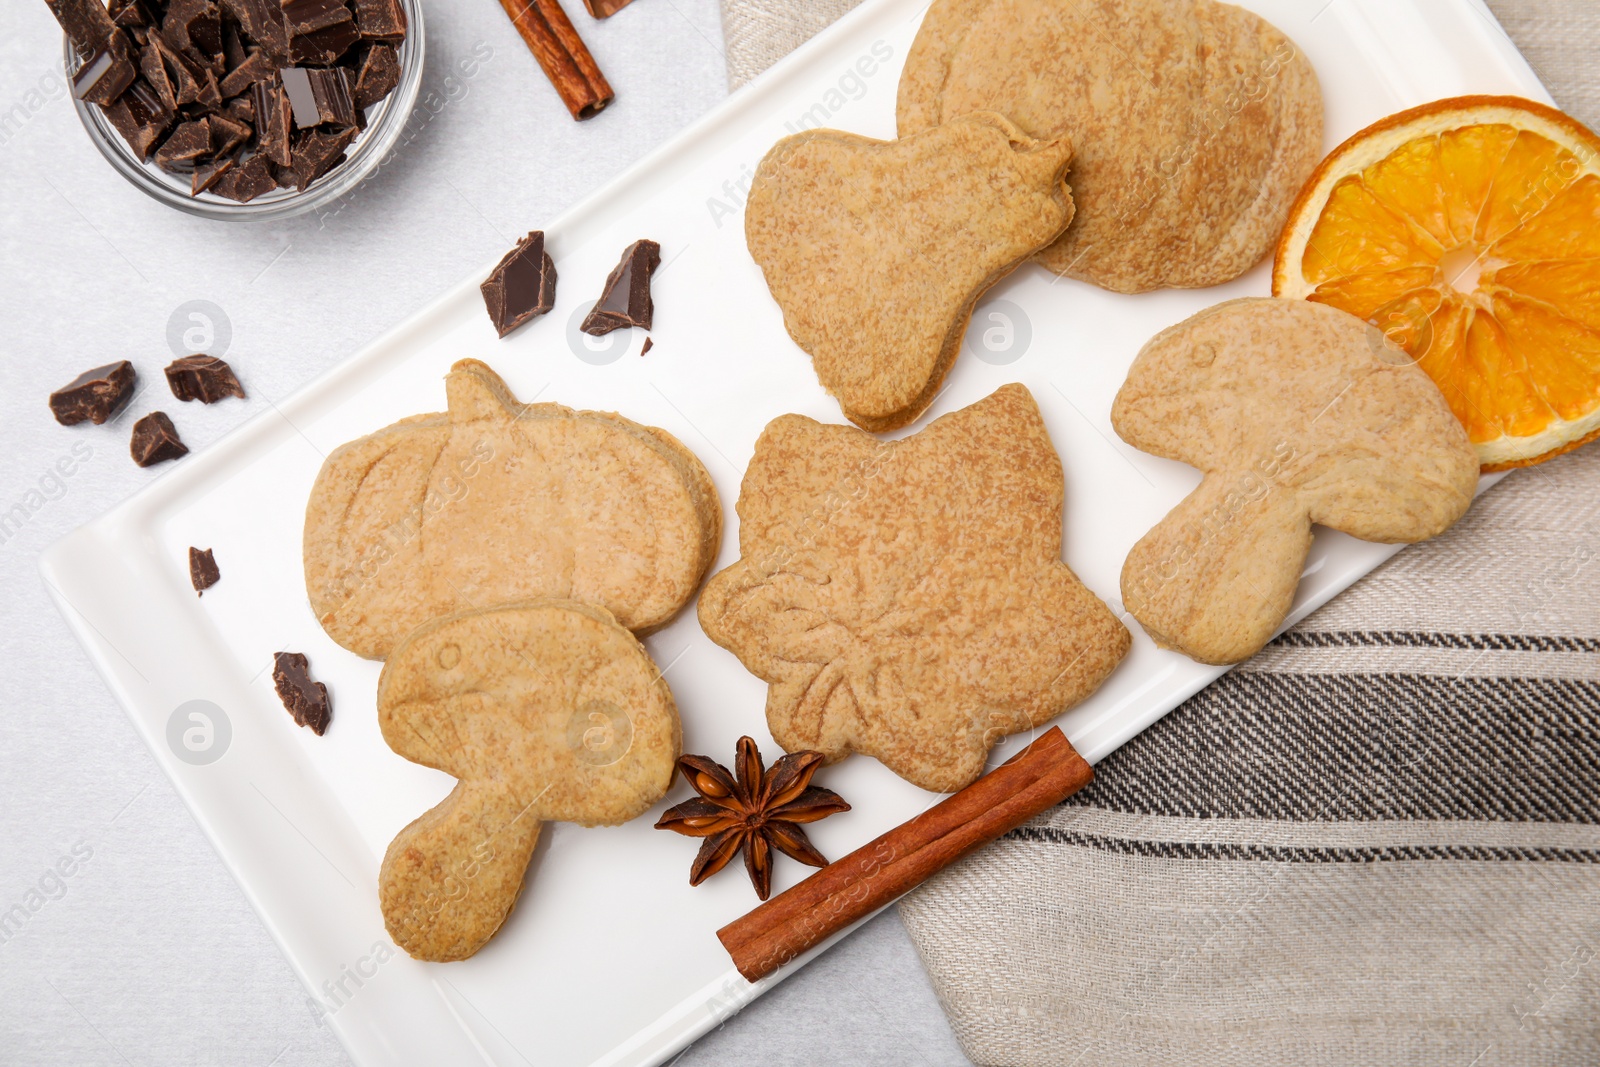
<box><xmin>377</xmin><ymin>600</ymin><xmax>680</xmax><ymax>961</ymax></box>
<box><xmin>699</xmin><ymin>384</ymin><xmax>1129</xmax><ymax>793</ymax></box>
<box><xmin>1113</xmin><ymin>299</ymin><xmax>1479</xmax><ymax>665</ymax></box>
<box><xmin>303</xmin><ymin>359</ymin><xmax>720</xmax><ymax>659</ymax></box>
<box><xmin>746</xmin><ymin>112</ymin><xmax>1075</xmax><ymax>431</ymax></box>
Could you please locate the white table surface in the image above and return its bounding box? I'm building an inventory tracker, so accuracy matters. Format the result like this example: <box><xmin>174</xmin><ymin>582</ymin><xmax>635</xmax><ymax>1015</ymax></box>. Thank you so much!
<box><xmin>0</xmin><ymin>0</ymin><xmax>969</xmax><ymax>1061</ymax></box>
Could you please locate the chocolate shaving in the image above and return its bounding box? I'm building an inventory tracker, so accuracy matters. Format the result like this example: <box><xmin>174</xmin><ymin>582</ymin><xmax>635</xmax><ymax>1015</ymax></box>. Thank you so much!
<box><xmin>581</xmin><ymin>239</ymin><xmax>660</xmax><ymax>335</ymax></box>
<box><xmin>481</xmin><ymin>231</ymin><xmax>558</xmax><ymax>338</ymax></box>
<box><xmin>49</xmin><ymin>361</ymin><xmax>138</xmax><ymax>426</ymax></box>
<box><xmin>129</xmin><ymin>411</ymin><xmax>189</xmax><ymax>466</ymax></box>
<box><xmin>272</xmin><ymin>652</ymin><xmax>331</xmax><ymax>734</ymax></box>
<box><xmin>165</xmin><ymin>354</ymin><xmax>247</xmax><ymax>401</ymax></box>
<box><xmin>189</xmin><ymin>546</ymin><xmax>220</xmax><ymax>594</ymax></box>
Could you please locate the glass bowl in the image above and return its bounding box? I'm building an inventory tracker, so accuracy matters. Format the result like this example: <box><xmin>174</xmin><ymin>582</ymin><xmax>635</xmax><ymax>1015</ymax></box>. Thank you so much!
<box><xmin>63</xmin><ymin>0</ymin><xmax>424</xmax><ymax>222</ymax></box>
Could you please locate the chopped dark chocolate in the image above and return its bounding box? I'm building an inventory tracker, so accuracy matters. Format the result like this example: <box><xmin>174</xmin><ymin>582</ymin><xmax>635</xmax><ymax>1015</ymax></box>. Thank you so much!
<box><xmin>272</xmin><ymin>651</ymin><xmax>331</xmax><ymax>734</ymax></box>
<box><xmin>139</xmin><ymin>40</ymin><xmax>179</xmax><ymax>108</ymax></box>
<box><xmin>481</xmin><ymin>231</ymin><xmax>558</xmax><ymax>338</ymax></box>
<box><xmin>288</xmin><ymin>17</ymin><xmax>358</xmax><ymax>64</ymax></box>
<box><xmin>129</xmin><ymin>411</ymin><xmax>189</xmax><ymax>466</ymax></box>
<box><xmin>278</xmin><ymin>65</ymin><xmax>319</xmax><ymax>126</ymax></box>
<box><xmin>73</xmin><ymin>37</ymin><xmax>138</xmax><ymax>106</ymax></box>
<box><xmin>281</xmin><ymin>0</ymin><xmax>352</xmax><ymax>35</ymax></box>
<box><xmin>191</xmin><ymin>149</ymin><xmax>235</xmax><ymax>194</ymax></box>
<box><xmin>208</xmin><ymin>111</ymin><xmax>251</xmax><ymax>153</ymax></box>
<box><xmin>305</xmin><ymin>67</ymin><xmax>355</xmax><ymax>125</ymax></box>
<box><xmin>640</xmin><ymin>336</ymin><xmax>653</xmax><ymax>356</ymax></box>
<box><xmin>212</xmin><ymin>151</ymin><xmax>277</xmax><ymax>200</ymax></box>
<box><xmin>189</xmin><ymin>546</ymin><xmax>220</xmax><ymax>594</ymax></box>
<box><xmin>49</xmin><ymin>361</ymin><xmax>138</xmax><ymax>426</ymax></box>
<box><xmin>162</xmin><ymin>0</ymin><xmax>224</xmax><ymax>62</ymax></box>
<box><xmin>252</xmin><ymin>78</ymin><xmax>291</xmax><ymax>163</ymax></box>
<box><xmin>350</xmin><ymin>42</ymin><xmax>398</xmax><ymax>109</ymax></box>
<box><xmin>581</xmin><ymin>239</ymin><xmax>661</xmax><ymax>335</ymax></box>
<box><xmin>217</xmin><ymin>47</ymin><xmax>274</xmax><ymax>96</ymax></box>
<box><xmin>154</xmin><ymin>117</ymin><xmax>211</xmax><ymax>167</ymax></box>
<box><xmin>222</xmin><ymin>92</ymin><xmax>255</xmax><ymax>126</ymax></box>
<box><xmin>110</xmin><ymin>0</ymin><xmax>153</xmax><ymax>27</ymax></box>
<box><xmin>352</xmin><ymin>0</ymin><xmax>405</xmax><ymax>41</ymax></box>
<box><xmin>103</xmin><ymin>80</ymin><xmax>173</xmax><ymax>158</ymax></box>
<box><xmin>222</xmin><ymin>19</ymin><xmax>247</xmax><ymax>67</ymax></box>
<box><xmin>165</xmin><ymin>354</ymin><xmax>246</xmax><ymax>401</ymax></box>
<box><xmin>46</xmin><ymin>0</ymin><xmax>120</xmax><ymax>57</ymax></box>
<box><xmin>282</xmin><ymin>124</ymin><xmax>355</xmax><ymax>188</ymax></box>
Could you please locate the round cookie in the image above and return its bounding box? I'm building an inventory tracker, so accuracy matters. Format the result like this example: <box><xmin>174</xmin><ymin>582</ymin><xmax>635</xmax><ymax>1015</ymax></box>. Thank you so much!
<box><xmin>898</xmin><ymin>0</ymin><xmax>1324</xmax><ymax>293</ymax></box>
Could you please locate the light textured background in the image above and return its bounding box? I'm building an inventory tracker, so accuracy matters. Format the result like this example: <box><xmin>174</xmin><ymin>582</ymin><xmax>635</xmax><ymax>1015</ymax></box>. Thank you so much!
<box><xmin>0</xmin><ymin>0</ymin><xmax>1583</xmax><ymax>1065</ymax></box>
<box><xmin>0</xmin><ymin>0</ymin><xmax>964</xmax><ymax>1064</ymax></box>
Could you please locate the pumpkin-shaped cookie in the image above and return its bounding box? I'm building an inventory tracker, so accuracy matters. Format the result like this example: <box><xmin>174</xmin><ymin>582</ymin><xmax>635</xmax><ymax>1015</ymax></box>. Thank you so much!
<box><xmin>303</xmin><ymin>359</ymin><xmax>721</xmax><ymax>659</ymax></box>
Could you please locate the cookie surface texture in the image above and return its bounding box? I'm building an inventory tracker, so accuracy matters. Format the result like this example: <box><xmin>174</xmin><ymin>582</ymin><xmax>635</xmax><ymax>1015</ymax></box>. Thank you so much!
<box><xmin>1113</xmin><ymin>298</ymin><xmax>1479</xmax><ymax>665</ymax></box>
<box><xmin>745</xmin><ymin>112</ymin><xmax>1075</xmax><ymax>431</ymax></box>
<box><xmin>377</xmin><ymin>600</ymin><xmax>681</xmax><ymax>961</ymax></box>
<box><xmin>303</xmin><ymin>358</ymin><xmax>721</xmax><ymax>659</ymax></box>
<box><xmin>898</xmin><ymin>0</ymin><xmax>1323</xmax><ymax>293</ymax></box>
<box><xmin>698</xmin><ymin>384</ymin><xmax>1129</xmax><ymax>793</ymax></box>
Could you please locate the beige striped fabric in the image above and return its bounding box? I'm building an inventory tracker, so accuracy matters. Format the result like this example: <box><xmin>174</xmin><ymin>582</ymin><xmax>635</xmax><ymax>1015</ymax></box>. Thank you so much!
<box><xmin>716</xmin><ymin>1</ymin><xmax>1600</xmax><ymax>1062</ymax></box>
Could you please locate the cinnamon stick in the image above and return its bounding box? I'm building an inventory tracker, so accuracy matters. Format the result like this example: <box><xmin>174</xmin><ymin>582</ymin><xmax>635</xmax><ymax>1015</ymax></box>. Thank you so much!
<box><xmin>716</xmin><ymin>727</ymin><xmax>1093</xmax><ymax>983</ymax></box>
<box><xmin>498</xmin><ymin>0</ymin><xmax>613</xmax><ymax>120</ymax></box>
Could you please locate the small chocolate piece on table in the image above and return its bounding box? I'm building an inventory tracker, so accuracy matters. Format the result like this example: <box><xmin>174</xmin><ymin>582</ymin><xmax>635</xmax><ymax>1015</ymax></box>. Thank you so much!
<box><xmin>581</xmin><ymin>239</ymin><xmax>660</xmax><ymax>335</ymax></box>
<box><xmin>165</xmin><ymin>354</ymin><xmax>247</xmax><ymax>402</ymax></box>
<box><xmin>640</xmin><ymin>336</ymin><xmax>653</xmax><ymax>356</ymax></box>
<box><xmin>272</xmin><ymin>651</ymin><xmax>331</xmax><ymax>734</ymax></box>
<box><xmin>189</xmin><ymin>546</ymin><xmax>221</xmax><ymax>594</ymax></box>
<box><xmin>481</xmin><ymin>231</ymin><xmax>558</xmax><ymax>338</ymax></box>
<box><xmin>50</xmin><ymin>360</ymin><xmax>137</xmax><ymax>426</ymax></box>
<box><xmin>130</xmin><ymin>411</ymin><xmax>189</xmax><ymax>466</ymax></box>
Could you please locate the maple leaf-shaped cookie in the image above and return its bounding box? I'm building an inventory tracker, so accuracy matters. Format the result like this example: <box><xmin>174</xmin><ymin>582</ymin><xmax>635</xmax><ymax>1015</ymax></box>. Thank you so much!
<box><xmin>698</xmin><ymin>385</ymin><xmax>1129</xmax><ymax>793</ymax></box>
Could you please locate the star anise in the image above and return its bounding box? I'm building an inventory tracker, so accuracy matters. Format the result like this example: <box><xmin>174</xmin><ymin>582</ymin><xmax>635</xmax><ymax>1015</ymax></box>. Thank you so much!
<box><xmin>655</xmin><ymin>736</ymin><xmax>851</xmax><ymax>900</ymax></box>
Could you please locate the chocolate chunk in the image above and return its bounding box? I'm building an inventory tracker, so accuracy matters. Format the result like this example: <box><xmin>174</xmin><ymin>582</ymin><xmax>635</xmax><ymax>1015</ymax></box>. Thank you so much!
<box><xmin>154</xmin><ymin>117</ymin><xmax>211</xmax><ymax>168</ymax></box>
<box><xmin>272</xmin><ymin>652</ymin><xmax>331</xmax><ymax>734</ymax></box>
<box><xmin>212</xmin><ymin>153</ymin><xmax>277</xmax><ymax>201</ymax></box>
<box><xmin>103</xmin><ymin>80</ymin><xmax>173</xmax><ymax>158</ymax></box>
<box><xmin>218</xmin><ymin>48</ymin><xmax>274</xmax><ymax>97</ymax></box>
<box><xmin>49</xmin><ymin>361</ymin><xmax>137</xmax><ymax>426</ymax></box>
<box><xmin>640</xmin><ymin>336</ymin><xmax>653</xmax><ymax>356</ymax></box>
<box><xmin>289</xmin><ymin>17</ymin><xmax>358</xmax><ymax>64</ymax></box>
<box><xmin>191</xmin><ymin>151</ymin><xmax>235</xmax><ymax>194</ymax></box>
<box><xmin>581</xmin><ymin>239</ymin><xmax>661</xmax><ymax>335</ymax></box>
<box><xmin>129</xmin><ymin>411</ymin><xmax>189</xmax><ymax>466</ymax></box>
<box><xmin>139</xmin><ymin>40</ymin><xmax>178</xmax><ymax>109</ymax></box>
<box><xmin>165</xmin><ymin>354</ymin><xmax>246</xmax><ymax>401</ymax></box>
<box><xmin>282</xmin><ymin>124</ymin><xmax>355</xmax><ymax>188</ymax></box>
<box><xmin>246</xmin><ymin>0</ymin><xmax>291</xmax><ymax>60</ymax></box>
<box><xmin>352</xmin><ymin>0</ymin><xmax>405</xmax><ymax>41</ymax></box>
<box><xmin>209</xmin><ymin>111</ymin><xmax>251</xmax><ymax>153</ymax></box>
<box><xmin>309</xmin><ymin>67</ymin><xmax>355</xmax><ymax>125</ymax></box>
<box><xmin>45</xmin><ymin>0</ymin><xmax>119</xmax><ymax>57</ymax></box>
<box><xmin>222</xmin><ymin>20</ymin><xmax>247</xmax><ymax>67</ymax></box>
<box><xmin>189</xmin><ymin>546</ymin><xmax>220</xmax><ymax>594</ymax></box>
<box><xmin>350</xmin><ymin>42</ymin><xmax>398</xmax><ymax>110</ymax></box>
<box><xmin>278</xmin><ymin>65</ymin><xmax>319</xmax><ymax>126</ymax></box>
<box><xmin>162</xmin><ymin>0</ymin><xmax>224</xmax><ymax>61</ymax></box>
<box><xmin>109</xmin><ymin>0</ymin><xmax>152</xmax><ymax>27</ymax></box>
<box><xmin>481</xmin><ymin>231</ymin><xmax>558</xmax><ymax>338</ymax></box>
<box><xmin>281</xmin><ymin>0</ymin><xmax>352</xmax><ymax>35</ymax></box>
<box><xmin>252</xmin><ymin>78</ymin><xmax>291</xmax><ymax>164</ymax></box>
<box><xmin>72</xmin><ymin>37</ymin><xmax>138</xmax><ymax>107</ymax></box>
<box><xmin>222</xmin><ymin>92</ymin><xmax>255</xmax><ymax>126</ymax></box>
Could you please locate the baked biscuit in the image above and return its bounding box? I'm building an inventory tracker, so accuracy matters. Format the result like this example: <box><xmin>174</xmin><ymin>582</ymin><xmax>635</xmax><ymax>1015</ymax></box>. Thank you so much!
<box><xmin>1114</xmin><ymin>298</ymin><xmax>1479</xmax><ymax>664</ymax></box>
<box><xmin>377</xmin><ymin>600</ymin><xmax>680</xmax><ymax>960</ymax></box>
<box><xmin>898</xmin><ymin>0</ymin><xmax>1323</xmax><ymax>293</ymax></box>
<box><xmin>303</xmin><ymin>359</ymin><xmax>720</xmax><ymax>659</ymax></box>
<box><xmin>699</xmin><ymin>384</ymin><xmax>1128</xmax><ymax>793</ymax></box>
<box><xmin>746</xmin><ymin>112</ymin><xmax>1075</xmax><ymax>431</ymax></box>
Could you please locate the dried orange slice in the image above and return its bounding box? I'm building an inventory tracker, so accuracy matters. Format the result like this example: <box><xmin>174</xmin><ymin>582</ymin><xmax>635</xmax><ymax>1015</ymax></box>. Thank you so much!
<box><xmin>1274</xmin><ymin>96</ymin><xmax>1600</xmax><ymax>470</ymax></box>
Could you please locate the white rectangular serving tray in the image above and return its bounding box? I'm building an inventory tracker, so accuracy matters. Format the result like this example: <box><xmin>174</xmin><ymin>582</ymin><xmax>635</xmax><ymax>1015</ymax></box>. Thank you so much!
<box><xmin>42</xmin><ymin>1</ymin><xmax>1545</xmax><ymax>1064</ymax></box>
